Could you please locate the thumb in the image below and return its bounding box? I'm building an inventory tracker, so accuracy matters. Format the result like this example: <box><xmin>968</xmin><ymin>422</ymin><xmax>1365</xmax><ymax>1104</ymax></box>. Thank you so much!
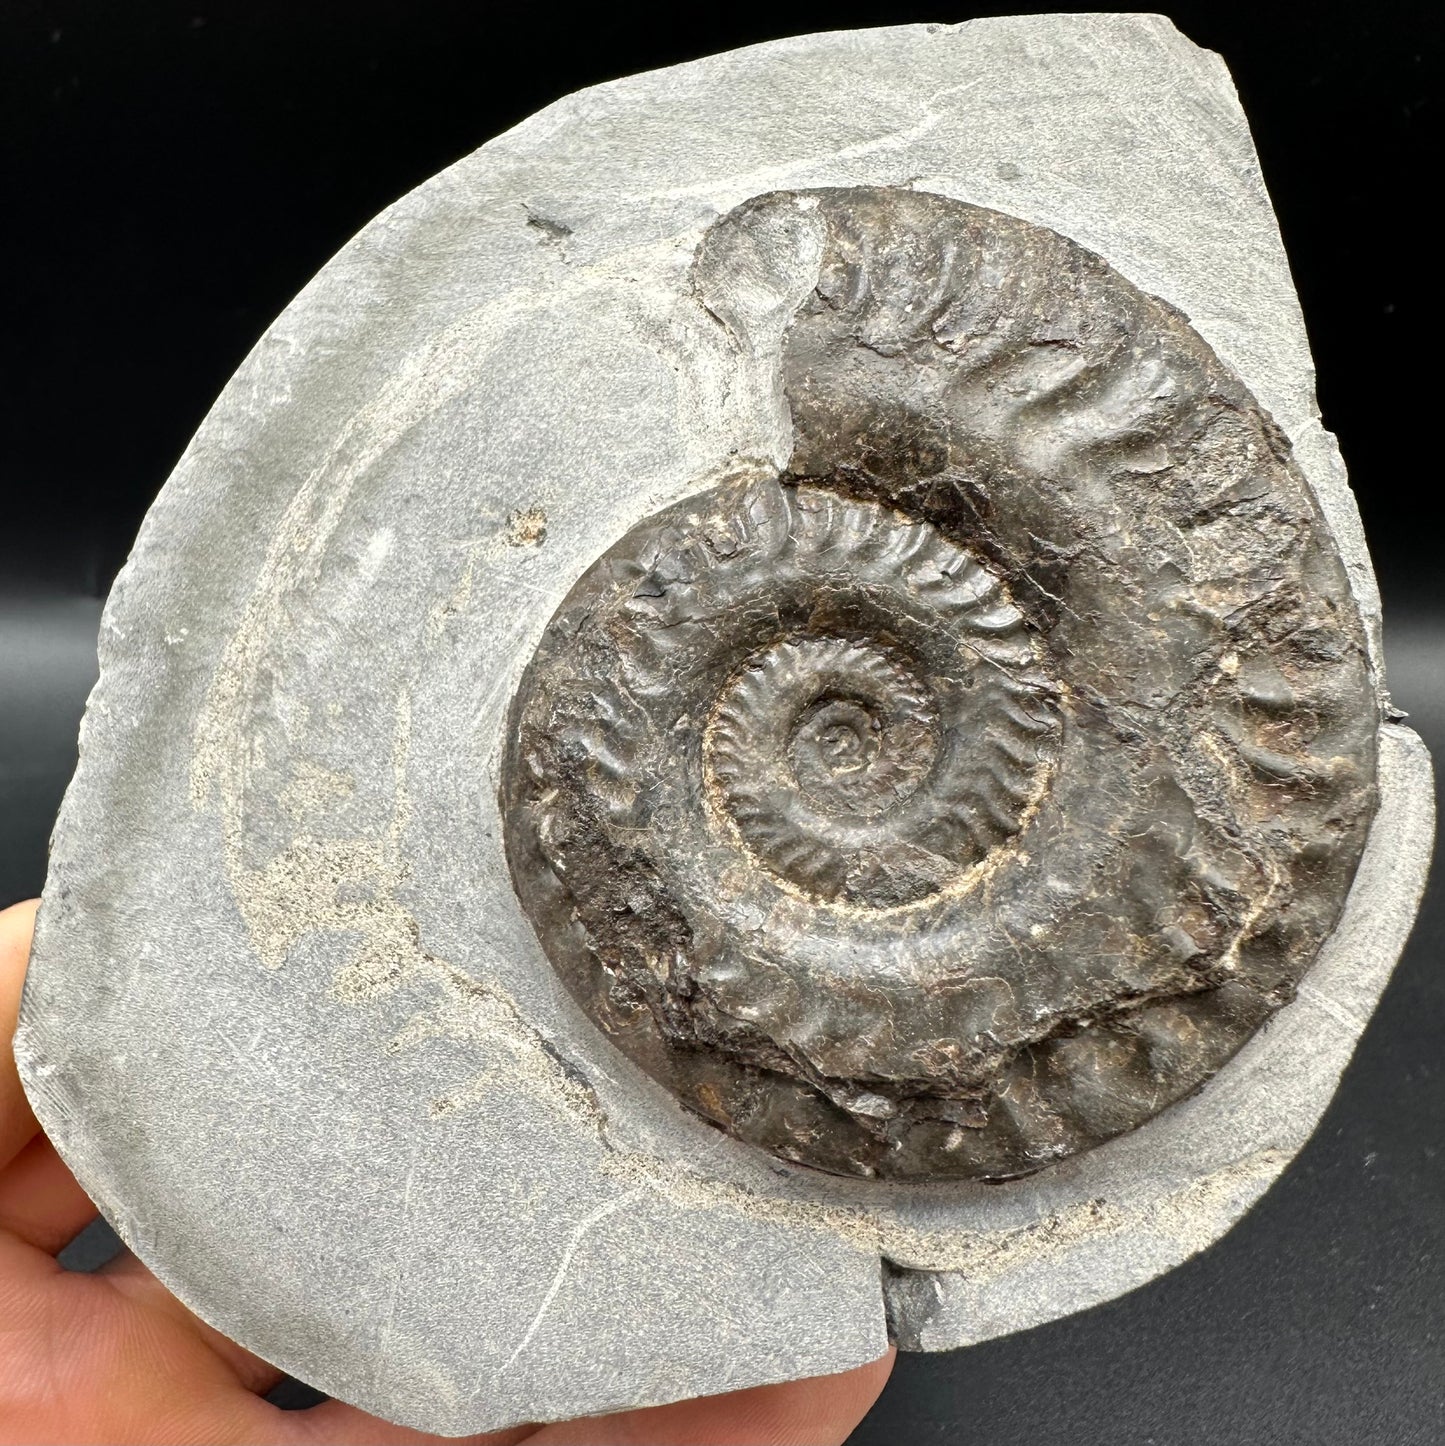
<box><xmin>530</xmin><ymin>1348</ymin><xmax>896</xmax><ymax>1446</ymax></box>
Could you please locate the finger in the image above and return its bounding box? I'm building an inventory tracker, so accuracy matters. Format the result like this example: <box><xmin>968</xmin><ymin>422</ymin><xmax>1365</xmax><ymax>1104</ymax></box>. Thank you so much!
<box><xmin>0</xmin><ymin>899</ymin><xmax>42</xmax><ymax>1170</ymax></box>
<box><xmin>0</xmin><ymin>1242</ymin><xmax>300</xmax><ymax>1446</ymax></box>
<box><xmin>0</xmin><ymin>1215</ymin><xmax>63</xmax><ymax>1292</ymax></box>
<box><xmin>0</xmin><ymin>1132</ymin><xmax>98</xmax><ymax>1253</ymax></box>
<box><xmin>531</xmin><ymin>1348</ymin><xmax>897</xmax><ymax>1446</ymax></box>
<box><xmin>98</xmin><ymin>1248</ymin><xmax>289</xmax><ymax>1398</ymax></box>
<box><xmin>282</xmin><ymin>1399</ymin><xmax>534</xmax><ymax>1446</ymax></box>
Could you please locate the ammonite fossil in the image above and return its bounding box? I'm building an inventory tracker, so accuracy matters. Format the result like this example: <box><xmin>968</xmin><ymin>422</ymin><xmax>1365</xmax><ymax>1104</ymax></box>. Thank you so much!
<box><xmin>18</xmin><ymin>21</ymin><xmax>1433</xmax><ymax>1435</ymax></box>
<box><xmin>503</xmin><ymin>187</ymin><xmax>1379</xmax><ymax>1181</ymax></box>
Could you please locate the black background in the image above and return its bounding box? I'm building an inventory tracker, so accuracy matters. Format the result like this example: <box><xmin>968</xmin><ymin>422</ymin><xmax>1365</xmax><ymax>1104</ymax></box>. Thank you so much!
<box><xmin>1</xmin><ymin>3</ymin><xmax>1441</xmax><ymax>1443</ymax></box>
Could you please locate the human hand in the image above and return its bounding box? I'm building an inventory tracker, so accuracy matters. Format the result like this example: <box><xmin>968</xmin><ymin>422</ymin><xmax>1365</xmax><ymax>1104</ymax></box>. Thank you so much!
<box><xmin>0</xmin><ymin>899</ymin><xmax>894</xmax><ymax>1445</ymax></box>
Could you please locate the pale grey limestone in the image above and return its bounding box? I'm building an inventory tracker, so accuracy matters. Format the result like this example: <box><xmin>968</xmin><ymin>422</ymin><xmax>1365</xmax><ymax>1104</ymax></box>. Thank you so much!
<box><xmin>15</xmin><ymin>13</ymin><xmax>1433</xmax><ymax>1435</ymax></box>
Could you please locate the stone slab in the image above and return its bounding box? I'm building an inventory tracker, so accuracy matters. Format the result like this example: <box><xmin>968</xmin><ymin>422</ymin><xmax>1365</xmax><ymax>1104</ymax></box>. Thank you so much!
<box><xmin>16</xmin><ymin>13</ymin><xmax>1434</xmax><ymax>1434</ymax></box>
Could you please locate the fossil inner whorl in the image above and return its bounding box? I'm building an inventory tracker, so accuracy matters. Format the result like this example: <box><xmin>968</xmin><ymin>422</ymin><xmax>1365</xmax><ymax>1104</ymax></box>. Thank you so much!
<box><xmin>500</xmin><ymin>186</ymin><xmax>1378</xmax><ymax>1183</ymax></box>
<box><xmin>706</xmin><ymin>635</ymin><xmax>948</xmax><ymax>905</ymax></box>
<box><xmin>700</xmin><ymin>518</ymin><xmax>1056</xmax><ymax>909</ymax></box>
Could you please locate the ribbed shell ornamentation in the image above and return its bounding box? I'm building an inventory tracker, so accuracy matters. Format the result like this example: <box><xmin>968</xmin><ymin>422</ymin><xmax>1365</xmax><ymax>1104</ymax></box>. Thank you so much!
<box><xmin>501</xmin><ymin>187</ymin><xmax>1378</xmax><ymax>1180</ymax></box>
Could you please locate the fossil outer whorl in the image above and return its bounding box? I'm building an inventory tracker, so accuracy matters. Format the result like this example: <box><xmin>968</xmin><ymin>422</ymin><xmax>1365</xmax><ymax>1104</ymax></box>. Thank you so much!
<box><xmin>502</xmin><ymin>187</ymin><xmax>1379</xmax><ymax>1181</ymax></box>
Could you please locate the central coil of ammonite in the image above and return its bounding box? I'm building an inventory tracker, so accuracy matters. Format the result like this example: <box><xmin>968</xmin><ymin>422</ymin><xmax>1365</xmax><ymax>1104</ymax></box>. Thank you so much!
<box><xmin>500</xmin><ymin>186</ymin><xmax>1378</xmax><ymax>1182</ymax></box>
<box><xmin>699</xmin><ymin>522</ymin><xmax>1056</xmax><ymax>911</ymax></box>
<box><xmin>705</xmin><ymin>636</ymin><xmax>948</xmax><ymax>906</ymax></box>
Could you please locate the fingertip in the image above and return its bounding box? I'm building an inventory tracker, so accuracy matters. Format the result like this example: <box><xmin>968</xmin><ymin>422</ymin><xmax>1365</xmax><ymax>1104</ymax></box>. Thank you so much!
<box><xmin>280</xmin><ymin>1396</ymin><xmax>534</xmax><ymax>1446</ymax></box>
<box><xmin>0</xmin><ymin>898</ymin><xmax>40</xmax><ymax>996</ymax></box>
<box><xmin>0</xmin><ymin>897</ymin><xmax>41</xmax><ymax>1018</ymax></box>
<box><xmin>0</xmin><ymin>898</ymin><xmax>41</xmax><ymax>976</ymax></box>
<box><xmin>0</xmin><ymin>1133</ymin><xmax>98</xmax><ymax>1253</ymax></box>
<box><xmin>531</xmin><ymin>1345</ymin><xmax>898</xmax><ymax>1446</ymax></box>
<box><xmin>0</xmin><ymin>896</ymin><xmax>40</xmax><ymax>929</ymax></box>
<box><xmin>1</xmin><ymin>899</ymin><xmax>42</xmax><ymax>1171</ymax></box>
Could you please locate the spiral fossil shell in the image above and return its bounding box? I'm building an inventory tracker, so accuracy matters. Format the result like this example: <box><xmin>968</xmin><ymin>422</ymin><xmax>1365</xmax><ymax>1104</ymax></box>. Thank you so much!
<box><xmin>502</xmin><ymin>187</ymin><xmax>1379</xmax><ymax>1180</ymax></box>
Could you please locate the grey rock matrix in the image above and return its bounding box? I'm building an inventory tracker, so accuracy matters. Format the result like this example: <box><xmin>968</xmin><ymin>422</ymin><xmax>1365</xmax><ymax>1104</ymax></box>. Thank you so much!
<box><xmin>16</xmin><ymin>14</ymin><xmax>1433</xmax><ymax>1436</ymax></box>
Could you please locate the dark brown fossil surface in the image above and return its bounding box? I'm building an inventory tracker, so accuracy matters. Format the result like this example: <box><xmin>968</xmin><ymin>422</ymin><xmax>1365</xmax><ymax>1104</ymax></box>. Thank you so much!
<box><xmin>501</xmin><ymin>187</ymin><xmax>1379</xmax><ymax>1181</ymax></box>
